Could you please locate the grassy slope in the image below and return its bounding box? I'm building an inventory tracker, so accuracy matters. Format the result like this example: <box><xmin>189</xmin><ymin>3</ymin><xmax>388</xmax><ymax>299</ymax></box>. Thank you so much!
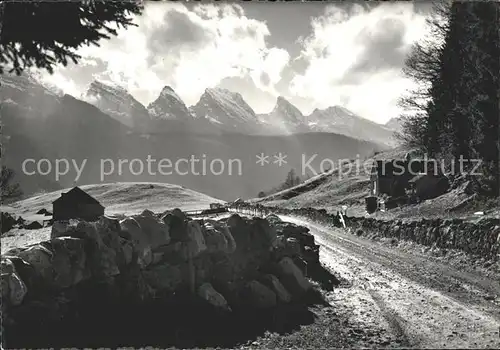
<box><xmin>1</xmin><ymin>182</ymin><xmax>223</xmax><ymax>253</ymax></box>
<box><xmin>255</xmin><ymin>147</ymin><xmax>499</xmax><ymax>220</ymax></box>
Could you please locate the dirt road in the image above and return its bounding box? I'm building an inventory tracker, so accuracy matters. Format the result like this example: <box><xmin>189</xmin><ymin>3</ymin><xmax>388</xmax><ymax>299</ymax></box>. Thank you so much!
<box><xmin>281</xmin><ymin>215</ymin><xmax>500</xmax><ymax>349</ymax></box>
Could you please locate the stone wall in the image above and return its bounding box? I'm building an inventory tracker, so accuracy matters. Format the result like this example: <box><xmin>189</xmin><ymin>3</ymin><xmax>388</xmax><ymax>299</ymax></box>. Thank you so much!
<box><xmin>230</xmin><ymin>204</ymin><xmax>500</xmax><ymax>262</ymax></box>
<box><xmin>1</xmin><ymin>208</ymin><xmax>329</xmax><ymax>347</ymax></box>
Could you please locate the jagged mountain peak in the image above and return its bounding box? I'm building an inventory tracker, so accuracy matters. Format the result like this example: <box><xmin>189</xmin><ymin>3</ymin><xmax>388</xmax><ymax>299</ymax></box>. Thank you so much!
<box><xmin>147</xmin><ymin>85</ymin><xmax>191</xmax><ymax>120</ymax></box>
<box><xmin>159</xmin><ymin>85</ymin><xmax>182</xmax><ymax>101</ymax></box>
<box><xmin>190</xmin><ymin>87</ymin><xmax>260</xmax><ymax>132</ymax></box>
<box><xmin>256</xmin><ymin>96</ymin><xmax>307</xmax><ymax>133</ymax></box>
<box><xmin>203</xmin><ymin>87</ymin><xmax>246</xmax><ymax>105</ymax></box>
<box><xmin>273</xmin><ymin>96</ymin><xmax>303</xmax><ymax>116</ymax></box>
<box><xmin>88</xmin><ymin>79</ymin><xmax>128</xmax><ymax>95</ymax></box>
<box><xmin>84</xmin><ymin>79</ymin><xmax>150</xmax><ymax>129</ymax></box>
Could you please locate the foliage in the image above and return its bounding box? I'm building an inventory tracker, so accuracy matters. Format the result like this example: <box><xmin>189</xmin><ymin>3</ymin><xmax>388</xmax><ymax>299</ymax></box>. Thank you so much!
<box><xmin>400</xmin><ymin>1</ymin><xmax>499</xmax><ymax>196</ymax></box>
<box><xmin>1</xmin><ymin>166</ymin><xmax>23</xmax><ymax>202</ymax></box>
<box><xmin>0</xmin><ymin>0</ymin><xmax>143</xmax><ymax>75</ymax></box>
<box><xmin>257</xmin><ymin>168</ymin><xmax>303</xmax><ymax>198</ymax></box>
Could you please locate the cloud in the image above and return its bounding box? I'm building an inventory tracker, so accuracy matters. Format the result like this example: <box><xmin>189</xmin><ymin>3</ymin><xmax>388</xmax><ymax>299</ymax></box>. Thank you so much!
<box><xmin>217</xmin><ymin>75</ymin><xmax>277</xmax><ymax>113</ymax></box>
<box><xmin>290</xmin><ymin>2</ymin><xmax>428</xmax><ymax>122</ymax></box>
<box><xmin>38</xmin><ymin>2</ymin><xmax>290</xmax><ymax>107</ymax></box>
<box><xmin>34</xmin><ymin>1</ymin><xmax>431</xmax><ymax>124</ymax></box>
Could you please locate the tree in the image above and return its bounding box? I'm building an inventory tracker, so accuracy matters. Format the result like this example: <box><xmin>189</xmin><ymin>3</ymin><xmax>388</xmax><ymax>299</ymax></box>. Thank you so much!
<box><xmin>401</xmin><ymin>1</ymin><xmax>499</xmax><ymax>196</ymax></box>
<box><xmin>284</xmin><ymin>169</ymin><xmax>301</xmax><ymax>188</ymax></box>
<box><xmin>257</xmin><ymin>191</ymin><xmax>266</xmax><ymax>198</ymax></box>
<box><xmin>398</xmin><ymin>1</ymin><xmax>451</xmax><ymax>151</ymax></box>
<box><xmin>1</xmin><ymin>166</ymin><xmax>22</xmax><ymax>202</ymax></box>
<box><xmin>0</xmin><ymin>0</ymin><xmax>143</xmax><ymax>75</ymax></box>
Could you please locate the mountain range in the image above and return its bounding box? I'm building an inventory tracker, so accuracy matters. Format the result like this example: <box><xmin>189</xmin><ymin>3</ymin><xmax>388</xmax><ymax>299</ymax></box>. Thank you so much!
<box><xmin>0</xmin><ymin>74</ymin><xmax>391</xmax><ymax>200</ymax></box>
<box><xmin>81</xmin><ymin>78</ymin><xmax>400</xmax><ymax>146</ymax></box>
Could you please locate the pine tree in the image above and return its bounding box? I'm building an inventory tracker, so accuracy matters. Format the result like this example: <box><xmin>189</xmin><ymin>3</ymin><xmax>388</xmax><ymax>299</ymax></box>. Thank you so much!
<box><xmin>0</xmin><ymin>0</ymin><xmax>143</xmax><ymax>75</ymax></box>
<box><xmin>1</xmin><ymin>166</ymin><xmax>22</xmax><ymax>202</ymax></box>
<box><xmin>401</xmin><ymin>1</ymin><xmax>499</xmax><ymax>196</ymax></box>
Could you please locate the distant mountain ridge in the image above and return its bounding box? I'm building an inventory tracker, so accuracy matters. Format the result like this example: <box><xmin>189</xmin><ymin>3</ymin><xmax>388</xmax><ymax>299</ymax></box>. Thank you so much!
<box><xmin>2</xmin><ymin>74</ymin><xmax>399</xmax><ymax>145</ymax></box>
<box><xmin>0</xmin><ymin>73</ymin><xmax>386</xmax><ymax>201</ymax></box>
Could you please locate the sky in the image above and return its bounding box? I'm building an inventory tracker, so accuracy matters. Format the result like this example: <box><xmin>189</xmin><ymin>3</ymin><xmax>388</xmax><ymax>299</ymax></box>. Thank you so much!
<box><xmin>38</xmin><ymin>1</ymin><xmax>433</xmax><ymax>124</ymax></box>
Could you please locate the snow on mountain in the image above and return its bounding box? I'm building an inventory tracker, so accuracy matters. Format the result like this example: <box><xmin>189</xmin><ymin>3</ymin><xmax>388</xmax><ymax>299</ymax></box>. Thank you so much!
<box><xmin>258</xmin><ymin>96</ymin><xmax>309</xmax><ymax>134</ymax></box>
<box><xmin>307</xmin><ymin>106</ymin><xmax>398</xmax><ymax>146</ymax></box>
<box><xmin>83</xmin><ymin>80</ymin><xmax>150</xmax><ymax>130</ymax></box>
<box><xmin>190</xmin><ymin>87</ymin><xmax>262</xmax><ymax>132</ymax></box>
<box><xmin>0</xmin><ymin>73</ymin><xmax>60</xmax><ymax>116</ymax></box>
<box><xmin>147</xmin><ymin>86</ymin><xmax>192</xmax><ymax>120</ymax></box>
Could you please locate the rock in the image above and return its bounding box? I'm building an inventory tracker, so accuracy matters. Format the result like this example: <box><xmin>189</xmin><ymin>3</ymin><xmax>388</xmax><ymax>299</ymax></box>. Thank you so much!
<box><xmin>251</xmin><ymin>218</ymin><xmax>277</xmax><ymax>249</ymax></box>
<box><xmin>293</xmin><ymin>256</ymin><xmax>308</xmax><ymax>276</ymax></box>
<box><xmin>52</xmin><ymin>220</ymin><xmax>101</xmax><ymax>243</ymax></box>
<box><xmin>49</xmin><ymin>237</ymin><xmax>89</xmax><ymax>288</ymax></box>
<box><xmin>2</xmin><ymin>270</ymin><xmax>27</xmax><ymax>306</ymax></box>
<box><xmin>203</xmin><ymin>221</ymin><xmax>229</xmax><ymax>254</ymax></box>
<box><xmin>261</xmin><ymin>274</ymin><xmax>291</xmax><ymax>303</ymax></box>
<box><xmin>227</xmin><ymin>214</ymin><xmax>253</xmax><ymax>249</ymax></box>
<box><xmin>206</xmin><ymin>220</ymin><xmax>236</xmax><ymax>254</ymax></box>
<box><xmin>186</xmin><ymin>220</ymin><xmax>207</xmax><ymax>257</ymax></box>
<box><xmin>120</xmin><ymin>217</ymin><xmax>152</xmax><ymax>268</ymax></box>
<box><xmin>245</xmin><ymin>280</ymin><xmax>277</xmax><ymax>308</ymax></box>
<box><xmin>1</xmin><ymin>258</ymin><xmax>28</xmax><ymax>306</ymax></box>
<box><xmin>266</xmin><ymin>214</ymin><xmax>282</xmax><ymax>226</ymax></box>
<box><xmin>130</xmin><ymin>211</ymin><xmax>171</xmax><ymax>248</ymax></box>
<box><xmin>143</xmin><ymin>264</ymin><xmax>183</xmax><ymax>292</ymax></box>
<box><xmin>36</xmin><ymin>208</ymin><xmax>52</xmax><ymax>216</ymax></box>
<box><xmin>197</xmin><ymin>282</ymin><xmax>231</xmax><ymax>312</ymax></box>
<box><xmin>171</xmin><ymin>208</ymin><xmax>187</xmax><ymax>221</ymax></box>
<box><xmin>285</xmin><ymin>237</ymin><xmax>302</xmax><ymax>256</ymax></box>
<box><xmin>119</xmin><ymin>237</ymin><xmax>134</xmax><ymax>265</ymax></box>
<box><xmin>276</xmin><ymin>257</ymin><xmax>312</xmax><ymax>298</ymax></box>
<box><xmin>16</xmin><ymin>244</ymin><xmax>54</xmax><ymax>284</ymax></box>
<box><xmin>24</xmin><ymin>221</ymin><xmax>43</xmax><ymax>230</ymax></box>
<box><xmin>303</xmin><ymin>245</ymin><xmax>320</xmax><ymax>265</ymax></box>
<box><xmin>161</xmin><ymin>213</ymin><xmax>188</xmax><ymax>242</ymax></box>
<box><xmin>227</xmin><ymin>213</ymin><xmax>245</xmax><ymax>229</ymax></box>
<box><xmin>152</xmin><ymin>241</ymin><xmax>188</xmax><ymax>264</ymax></box>
<box><xmin>281</xmin><ymin>223</ymin><xmax>314</xmax><ymax>247</ymax></box>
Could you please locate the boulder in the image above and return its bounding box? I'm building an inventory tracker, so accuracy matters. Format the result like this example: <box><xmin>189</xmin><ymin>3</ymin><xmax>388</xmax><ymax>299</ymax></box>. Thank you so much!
<box><xmin>251</xmin><ymin>218</ymin><xmax>277</xmax><ymax>249</ymax></box>
<box><xmin>245</xmin><ymin>280</ymin><xmax>277</xmax><ymax>308</ymax></box>
<box><xmin>203</xmin><ymin>221</ymin><xmax>229</xmax><ymax>254</ymax></box>
<box><xmin>24</xmin><ymin>221</ymin><xmax>43</xmax><ymax>230</ymax></box>
<box><xmin>152</xmin><ymin>241</ymin><xmax>188</xmax><ymax>265</ymax></box>
<box><xmin>227</xmin><ymin>214</ymin><xmax>252</xmax><ymax>249</ymax></box>
<box><xmin>36</xmin><ymin>208</ymin><xmax>52</xmax><ymax>216</ymax></box>
<box><xmin>186</xmin><ymin>220</ymin><xmax>207</xmax><ymax>257</ymax></box>
<box><xmin>143</xmin><ymin>264</ymin><xmax>183</xmax><ymax>292</ymax></box>
<box><xmin>282</xmin><ymin>224</ymin><xmax>315</xmax><ymax>247</ymax></box>
<box><xmin>120</xmin><ymin>217</ymin><xmax>153</xmax><ymax>268</ymax></box>
<box><xmin>276</xmin><ymin>257</ymin><xmax>312</xmax><ymax>298</ymax></box>
<box><xmin>302</xmin><ymin>245</ymin><xmax>320</xmax><ymax>265</ymax></box>
<box><xmin>132</xmin><ymin>210</ymin><xmax>171</xmax><ymax>248</ymax></box>
<box><xmin>197</xmin><ymin>282</ymin><xmax>231</xmax><ymax>312</ymax></box>
<box><xmin>1</xmin><ymin>258</ymin><xmax>28</xmax><ymax>306</ymax></box>
<box><xmin>16</xmin><ymin>244</ymin><xmax>54</xmax><ymax>284</ymax></box>
<box><xmin>49</xmin><ymin>237</ymin><xmax>89</xmax><ymax>288</ymax></box>
<box><xmin>265</xmin><ymin>214</ymin><xmax>282</xmax><ymax>226</ymax></box>
<box><xmin>261</xmin><ymin>274</ymin><xmax>291</xmax><ymax>303</ymax></box>
<box><xmin>205</xmin><ymin>220</ymin><xmax>235</xmax><ymax>254</ymax></box>
<box><xmin>1</xmin><ymin>270</ymin><xmax>27</xmax><ymax>306</ymax></box>
<box><xmin>171</xmin><ymin>208</ymin><xmax>187</xmax><ymax>221</ymax></box>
